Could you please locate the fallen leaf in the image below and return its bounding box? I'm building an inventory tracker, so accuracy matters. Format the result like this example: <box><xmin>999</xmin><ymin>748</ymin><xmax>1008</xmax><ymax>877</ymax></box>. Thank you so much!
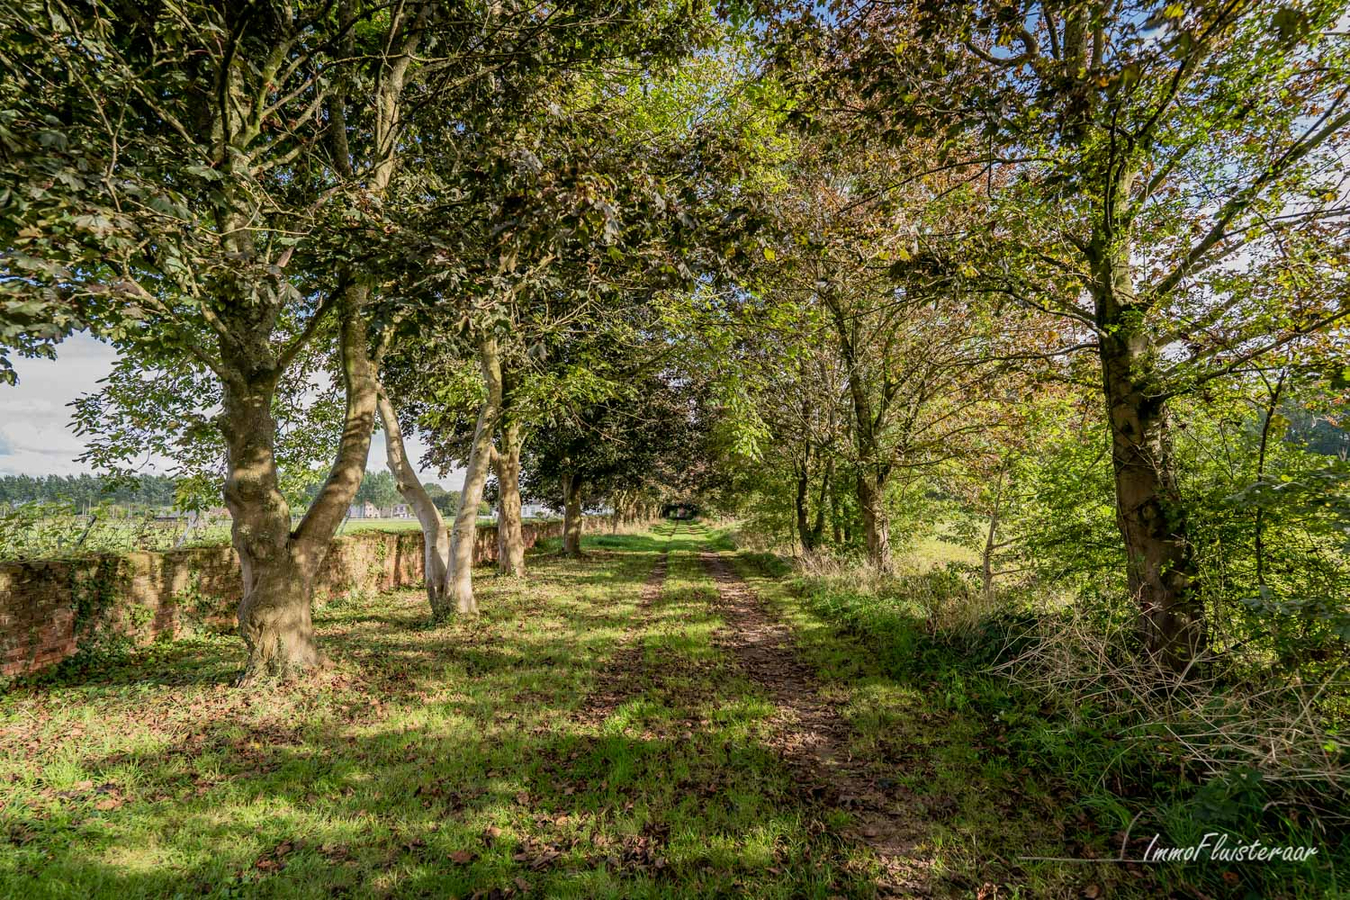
<box><xmin>449</xmin><ymin>849</ymin><xmax>476</xmax><ymax>864</ymax></box>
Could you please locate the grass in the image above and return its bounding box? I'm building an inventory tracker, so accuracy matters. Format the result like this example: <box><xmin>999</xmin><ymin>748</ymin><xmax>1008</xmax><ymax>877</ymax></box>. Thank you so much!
<box><xmin>0</xmin><ymin>522</ymin><xmax>875</xmax><ymax>898</ymax></box>
<box><xmin>5</xmin><ymin>522</ymin><xmax>1336</xmax><ymax>898</ymax></box>
<box><xmin>726</xmin><ymin>533</ymin><xmax>1347</xmax><ymax>900</ymax></box>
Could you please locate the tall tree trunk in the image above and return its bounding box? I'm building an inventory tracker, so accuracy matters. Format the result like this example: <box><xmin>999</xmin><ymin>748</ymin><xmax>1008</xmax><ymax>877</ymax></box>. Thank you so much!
<box><xmin>1094</xmin><ymin>245</ymin><xmax>1205</xmax><ymax>673</ymax></box>
<box><xmin>221</xmin><ymin>380</ymin><xmax>314</xmax><ymax>681</ymax></box>
<box><xmin>981</xmin><ymin>514</ymin><xmax>999</xmax><ymax>603</ymax></box>
<box><xmin>829</xmin><ymin>467</ymin><xmax>843</xmax><ymax>545</ymax></box>
<box><xmin>825</xmin><ymin>291</ymin><xmax>891</xmax><ymax>570</ymax></box>
<box><xmin>233</xmin><ymin>284</ymin><xmax>378</xmax><ymax>683</ymax></box>
<box><xmin>445</xmin><ymin>336</ymin><xmax>503</xmax><ymax>617</ymax></box>
<box><xmin>495</xmin><ymin>416</ymin><xmax>526</xmax><ymax>577</ymax></box>
<box><xmin>812</xmin><ymin>456</ymin><xmax>831</xmax><ymax>547</ymax></box>
<box><xmin>856</xmin><ymin>472</ymin><xmax>891</xmax><ymax>572</ymax></box>
<box><xmin>1254</xmin><ymin>372</ymin><xmax>1286</xmax><ymax>588</ymax></box>
<box><xmin>561</xmin><ymin>473</ymin><xmax>583</xmax><ymax>557</ymax></box>
<box><xmin>795</xmin><ymin>460</ymin><xmax>814</xmax><ymax>553</ymax></box>
<box><xmin>377</xmin><ymin>385</ymin><xmax>449</xmax><ymax>609</ymax></box>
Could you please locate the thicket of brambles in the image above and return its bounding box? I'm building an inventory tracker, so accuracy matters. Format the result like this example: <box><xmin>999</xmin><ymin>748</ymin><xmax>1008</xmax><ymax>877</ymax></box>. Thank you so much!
<box><xmin>1</xmin><ymin>1</ymin><xmax>1347</xmax><ymax>894</ymax></box>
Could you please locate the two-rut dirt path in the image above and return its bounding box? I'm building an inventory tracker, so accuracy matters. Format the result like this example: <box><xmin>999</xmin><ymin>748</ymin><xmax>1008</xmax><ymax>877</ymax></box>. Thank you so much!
<box><xmin>575</xmin><ymin>524</ymin><xmax>933</xmax><ymax>895</ymax></box>
<box><xmin>700</xmin><ymin>549</ymin><xmax>933</xmax><ymax>897</ymax></box>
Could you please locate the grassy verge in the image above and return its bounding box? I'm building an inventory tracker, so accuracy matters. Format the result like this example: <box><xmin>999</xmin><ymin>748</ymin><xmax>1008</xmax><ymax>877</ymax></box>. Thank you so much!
<box><xmin>0</xmin><ymin>523</ymin><xmax>872</xmax><ymax>898</ymax></box>
<box><xmin>725</xmin><ymin>538</ymin><xmax>1346</xmax><ymax>900</ymax></box>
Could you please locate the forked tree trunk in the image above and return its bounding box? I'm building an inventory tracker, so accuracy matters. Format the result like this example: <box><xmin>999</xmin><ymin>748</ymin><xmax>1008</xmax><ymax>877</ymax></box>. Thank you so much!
<box><xmin>1094</xmin><ymin>245</ymin><xmax>1205</xmax><ymax>673</ymax></box>
<box><xmin>495</xmin><ymin>417</ymin><xmax>526</xmax><ymax>577</ymax></box>
<box><xmin>444</xmin><ymin>336</ymin><xmax>503</xmax><ymax>617</ymax></box>
<box><xmin>856</xmin><ymin>472</ymin><xmax>892</xmax><ymax>572</ymax></box>
<box><xmin>377</xmin><ymin>385</ymin><xmax>449</xmax><ymax>610</ymax></box>
<box><xmin>827</xmin><ymin>292</ymin><xmax>891</xmax><ymax>570</ymax></box>
<box><xmin>561</xmin><ymin>473</ymin><xmax>583</xmax><ymax>557</ymax></box>
<box><xmin>233</xmin><ymin>284</ymin><xmax>378</xmax><ymax>683</ymax></box>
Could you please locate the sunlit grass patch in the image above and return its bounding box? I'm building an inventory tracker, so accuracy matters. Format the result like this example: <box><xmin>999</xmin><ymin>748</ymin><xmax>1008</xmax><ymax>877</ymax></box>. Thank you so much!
<box><xmin>0</xmin><ymin>526</ymin><xmax>881</xmax><ymax>898</ymax></box>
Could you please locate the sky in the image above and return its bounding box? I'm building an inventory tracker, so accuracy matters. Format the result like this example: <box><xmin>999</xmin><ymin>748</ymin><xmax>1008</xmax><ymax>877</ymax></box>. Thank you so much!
<box><xmin>0</xmin><ymin>334</ymin><xmax>458</xmax><ymax>489</ymax></box>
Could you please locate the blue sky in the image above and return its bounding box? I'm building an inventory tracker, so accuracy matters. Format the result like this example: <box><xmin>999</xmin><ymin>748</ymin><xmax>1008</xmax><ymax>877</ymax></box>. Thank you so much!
<box><xmin>0</xmin><ymin>334</ymin><xmax>455</xmax><ymax>488</ymax></box>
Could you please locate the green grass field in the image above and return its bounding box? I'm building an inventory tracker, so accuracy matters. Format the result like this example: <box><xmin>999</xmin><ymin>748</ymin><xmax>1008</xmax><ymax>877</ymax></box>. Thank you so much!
<box><xmin>0</xmin><ymin>524</ymin><xmax>880</xmax><ymax>898</ymax></box>
<box><xmin>0</xmin><ymin>524</ymin><xmax>1334</xmax><ymax>898</ymax></box>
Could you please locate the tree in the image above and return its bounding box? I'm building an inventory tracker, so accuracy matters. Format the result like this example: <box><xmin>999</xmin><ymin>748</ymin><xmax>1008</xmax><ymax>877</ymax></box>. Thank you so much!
<box><xmin>0</xmin><ymin>0</ymin><xmax>452</xmax><ymax>680</ymax></box>
<box><xmin>705</xmin><ymin>130</ymin><xmax>1003</xmax><ymax>569</ymax></box>
<box><xmin>521</xmin><ymin>368</ymin><xmax>702</xmax><ymax>555</ymax></box>
<box><xmin>795</xmin><ymin>0</ymin><xmax>1350</xmax><ymax>670</ymax></box>
<box><xmin>353</xmin><ymin>470</ymin><xmax>400</xmax><ymax>510</ymax></box>
<box><xmin>378</xmin><ymin>26</ymin><xmax>723</xmax><ymax>607</ymax></box>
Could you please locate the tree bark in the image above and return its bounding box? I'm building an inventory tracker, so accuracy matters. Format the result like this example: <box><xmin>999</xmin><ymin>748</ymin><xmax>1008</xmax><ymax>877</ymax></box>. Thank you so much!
<box><xmin>220</xmin><ymin>379</ymin><xmax>315</xmax><ymax>681</ymax></box>
<box><xmin>1094</xmin><ymin>244</ymin><xmax>1205</xmax><ymax>673</ymax></box>
<box><xmin>377</xmin><ymin>385</ymin><xmax>449</xmax><ymax>610</ymax></box>
<box><xmin>795</xmin><ymin>460</ymin><xmax>814</xmax><ymax>553</ymax></box>
<box><xmin>444</xmin><ymin>336</ymin><xmax>503</xmax><ymax>617</ymax></box>
<box><xmin>829</xmin><ymin>467</ymin><xmax>844</xmax><ymax>545</ymax></box>
<box><xmin>233</xmin><ymin>283</ymin><xmax>378</xmax><ymax>683</ymax></box>
<box><xmin>495</xmin><ymin>416</ymin><xmax>526</xmax><ymax>577</ymax></box>
<box><xmin>856</xmin><ymin>472</ymin><xmax>891</xmax><ymax>572</ymax></box>
<box><xmin>812</xmin><ymin>456</ymin><xmax>831</xmax><ymax>547</ymax></box>
<box><xmin>561</xmin><ymin>473</ymin><xmax>583</xmax><ymax>557</ymax></box>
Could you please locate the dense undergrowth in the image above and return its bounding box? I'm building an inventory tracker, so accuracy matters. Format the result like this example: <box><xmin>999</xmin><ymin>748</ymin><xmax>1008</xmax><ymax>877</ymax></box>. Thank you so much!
<box><xmin>731</xmin><ymin>540</ymin><xmax>1348</xmax><ymax>899</ymax></box>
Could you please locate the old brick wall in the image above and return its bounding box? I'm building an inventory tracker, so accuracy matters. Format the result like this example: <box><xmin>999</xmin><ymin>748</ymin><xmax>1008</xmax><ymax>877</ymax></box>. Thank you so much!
<box><xmin>0</xmin><ymin>520</ymin><xmax>567</xmax><ymax>677</ymax></box>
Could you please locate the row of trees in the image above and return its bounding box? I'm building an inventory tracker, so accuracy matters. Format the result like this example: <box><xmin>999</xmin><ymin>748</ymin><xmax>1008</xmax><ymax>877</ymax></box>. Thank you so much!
<box><xmin>1</xmin><ymin>0</ymin><xmax>724</xmax><ymax>682</ymax></box>
<box><xmin>702</xmin><ymin>0</ymin><xmax>1350</xmax><ymax>674</ymax></box>
<box><xmin>0</xmin><ymin>473</ymin><xmax>177</xmax><ymax>508</ymax></box>
<box><xmin>2</xmin><ymin>0</ymin><xmax>1347</xmax><ymax>683</ymax></box>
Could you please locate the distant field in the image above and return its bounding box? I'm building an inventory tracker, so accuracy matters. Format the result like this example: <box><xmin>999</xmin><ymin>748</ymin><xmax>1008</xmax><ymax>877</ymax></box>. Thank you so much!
<box><xmin>0</xmin><ymin>512</ymin><xmax>566</xmax><ymax>562</ymax></box>
<box><xmin>339</xmin><ymin>517</ymin><xmax>561</xmax><ymax>535</ymax></box>
<box><xmin>336</xmin><ymin>517</ymin><xmax>423</xmax><ymax>534</ymax></box>
<box><xmin>904</xmin><ymin>535</ymin><xmax>979</xmax><ymax>571</ymax></box>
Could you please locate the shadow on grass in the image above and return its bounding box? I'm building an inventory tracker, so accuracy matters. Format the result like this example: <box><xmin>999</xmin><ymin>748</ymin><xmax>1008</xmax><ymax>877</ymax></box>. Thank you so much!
<box><xmin>0</xmin><ymin>535</ymin><xmax>873</xmax><ymax>899</ymax></box>
<box><xmin>728</xmin><ymin>551</ymin><xmax>1344</xmax><ymax>900</ymax></box>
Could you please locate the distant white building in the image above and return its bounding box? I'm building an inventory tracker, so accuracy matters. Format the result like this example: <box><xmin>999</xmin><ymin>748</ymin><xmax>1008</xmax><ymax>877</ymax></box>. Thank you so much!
<box><xmin>390</xmin><ymin>504</ymin><xmax>412</xmax><ymax>519</ymax></box>
<box><xmin>347</xmin><ymin>501</ymin><xmax>381</xmax><ymax>519</ymax></box>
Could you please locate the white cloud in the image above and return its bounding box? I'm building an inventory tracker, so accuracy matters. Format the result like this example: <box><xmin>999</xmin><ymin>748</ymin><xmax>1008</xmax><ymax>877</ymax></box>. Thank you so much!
<box><xmin>370</xmin><ymin>429</ymin><xmax>464</xmax><ymax>491</ymax></box>
<box><xmin>0</xmin><ymin>333</ymin><xmax>116</xmax><ymax>477</ymax></box>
